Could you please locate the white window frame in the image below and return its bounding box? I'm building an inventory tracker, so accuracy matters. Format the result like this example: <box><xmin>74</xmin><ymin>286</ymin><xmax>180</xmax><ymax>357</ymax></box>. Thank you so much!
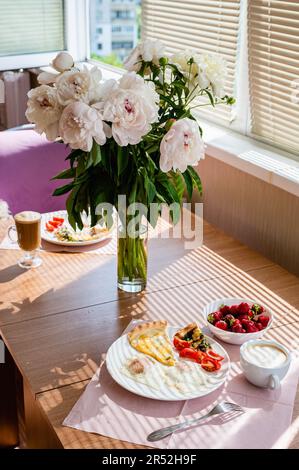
<box><xmin>0</xmin><ymin>0</ymin><xmax>89</xmax><ymax>71</ymax></box>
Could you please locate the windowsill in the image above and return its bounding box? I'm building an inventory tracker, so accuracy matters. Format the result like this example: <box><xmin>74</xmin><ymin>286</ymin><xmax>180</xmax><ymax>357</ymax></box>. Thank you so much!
<box><xmin>201</xmin><ymin>121</ymin><xmax>299</xmax><ymax>198</ymax></box>
<box><xmin>41</xmin><ymin>60</ymin><xmax>299</xmax><ymax>198</ymax></box>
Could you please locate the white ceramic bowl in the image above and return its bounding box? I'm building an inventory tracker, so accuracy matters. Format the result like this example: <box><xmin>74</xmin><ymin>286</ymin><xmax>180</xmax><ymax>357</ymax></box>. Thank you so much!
<box><xmin>202</xmin><ymin>297</ymin><xmax>273</xmax><ymax>345</ymax></box>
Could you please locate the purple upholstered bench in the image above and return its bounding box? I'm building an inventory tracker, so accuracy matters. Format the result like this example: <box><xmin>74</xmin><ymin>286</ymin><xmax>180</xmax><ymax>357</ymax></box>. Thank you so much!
<box><xmin>0</xmin><ymin>129</ymin><xmax>70</xmax><ymax>215</ymax></box>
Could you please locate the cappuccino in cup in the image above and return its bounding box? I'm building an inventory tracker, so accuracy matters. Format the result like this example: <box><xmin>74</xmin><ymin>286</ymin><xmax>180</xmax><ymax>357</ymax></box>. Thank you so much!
<box><xmin>14</xmin><ymin>211</ymin><xmax>41</xmax><ymax>251</ymax></box>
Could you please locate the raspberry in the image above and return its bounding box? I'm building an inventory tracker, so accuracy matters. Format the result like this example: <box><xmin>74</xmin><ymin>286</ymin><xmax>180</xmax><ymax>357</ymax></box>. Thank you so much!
<box><xmin>238</xmin><ymin>302</ymin><xmax>250</xmax><ymax>315</ymax></box>
<box><xmin>224</xmin><ymin>314</ymin><xmax>235</xmax><ymax>327</ymax></box>
<box><xmin>215</xmin><ymin>320</ymin><xmax>228</xmax><ymax>331</ymax></box>
<box><xmin>258</xmin><ymin>315</ymin><xmax>270</xmax><ymax>327</ymax></box>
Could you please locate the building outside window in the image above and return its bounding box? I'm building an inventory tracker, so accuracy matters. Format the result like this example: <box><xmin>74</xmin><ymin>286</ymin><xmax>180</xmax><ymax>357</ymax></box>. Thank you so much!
<box><xmin>89</xmin><ymin>0</ymin><xmax>140</xmax><ymax>67</ymax></box>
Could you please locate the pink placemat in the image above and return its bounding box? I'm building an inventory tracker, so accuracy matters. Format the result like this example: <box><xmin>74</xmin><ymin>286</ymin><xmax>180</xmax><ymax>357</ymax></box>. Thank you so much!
<box><xmin>63</xmin><ymin>322</ymin><xmax>299</xmax><ymax>449</ymax></box>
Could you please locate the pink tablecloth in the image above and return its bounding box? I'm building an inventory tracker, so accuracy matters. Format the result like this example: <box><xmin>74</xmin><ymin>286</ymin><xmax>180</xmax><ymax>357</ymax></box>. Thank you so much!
<box><xmin>63</xmin><ymin>322</ymin><xmax>299</xmax><ymax>449</ymax></box>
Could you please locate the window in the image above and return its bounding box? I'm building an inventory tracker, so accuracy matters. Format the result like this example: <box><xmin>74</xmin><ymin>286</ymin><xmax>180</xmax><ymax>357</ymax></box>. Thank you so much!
<box><xmin>142</xmin><ymin>0</ymin><xmax>240</xmax><ymax>128</ymax></box>
<box><xmin>112</xmin><ymin>41</ymin><xmax>134</xmax><ymax>50</ymax></box>
<box><xmin>0</xmin><ymin>0</ymin><xmax>87</xmax><ymax>70</ymax></box>
<box><xmin>89</xmin><ymin>0</ymin><xmax>140</xmax><ymax>68</ymax></box>
<box><xmin>0</xmin><ymin>0</ymin><xmax>65</xmax><ymax>57</ymax></box>
<box><xmin>97</xmin><ymin>27</ymin><xmax>103</xmax><ymax>34</ymax></box>
<box><xmin>98</xmin><ymin>43</ymin><xmax>103</xmax><ymax>50</ymax></box>
<box><xmin>112</xmin><ymin>26</ymin><xmax>122</xmax><ymax>33</ymax></box>
<box><xmin>112</xmin><ymin>10</ymin><xmax>134</xmax><ymax>20</ymax></box>
<box><xmin>142</xmin><ymin>0</ymin><xmax>299</xmax><ymax>157</ymax></box>
<box><xmin>248</xmin><ymin>0</ymin><xmax>299</xmax><ymax>155</ymax></box>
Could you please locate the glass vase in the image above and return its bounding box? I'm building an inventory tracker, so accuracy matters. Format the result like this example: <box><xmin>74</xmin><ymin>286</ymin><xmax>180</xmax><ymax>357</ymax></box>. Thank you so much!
<box><xmin>117</xmin><ymin>220</ymin><xmax>148</xmax><ymax>293</ymax></box>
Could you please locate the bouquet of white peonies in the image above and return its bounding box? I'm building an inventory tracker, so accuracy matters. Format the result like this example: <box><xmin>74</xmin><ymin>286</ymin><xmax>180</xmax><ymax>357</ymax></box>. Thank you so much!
<box><xmin>26</xmin><ymin>40</ymin><xmax>234</xmax><ymax>291</ymax></box>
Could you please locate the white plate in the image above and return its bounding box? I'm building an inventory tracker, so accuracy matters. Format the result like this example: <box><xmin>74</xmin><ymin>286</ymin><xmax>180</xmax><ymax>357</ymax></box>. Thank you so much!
<box><xmin>41</xmin><ymin>210</ymin><xmax>113</xmax><ymax>247</ymax></box>
<box><xmin>106</xmin><ymin>326</ymin><xmax>230</xmax><ymax>401</ymax></box>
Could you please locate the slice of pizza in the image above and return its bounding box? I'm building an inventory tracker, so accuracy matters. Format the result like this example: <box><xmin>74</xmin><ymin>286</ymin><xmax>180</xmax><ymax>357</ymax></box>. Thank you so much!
<box><xmin>128</xmin><ymin>321</ymin><xmax>175</xmax><ymax>366</ymax></box>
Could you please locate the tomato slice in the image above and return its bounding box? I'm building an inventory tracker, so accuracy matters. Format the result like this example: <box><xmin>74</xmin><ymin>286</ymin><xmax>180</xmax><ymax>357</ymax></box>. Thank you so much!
<box><xmin>173</xmin><ymin>336</ymin><xmax>191</xmax><ymax>351</ymax></box>
<box><xmin>48</xmin><ymin>220</ymin><xmax>61</xmax><ymax>228</ymax></box>
<box><xmin>46</xmin><ymin>222</ymin><xmax>54</xmax><ymax>232</ymax></box>
<box><xmin>53</xmin><ymin>217</ymin><xmax>64</xmax><ymax>223</ymax></box>
<box><xmin>179</xmin><ymin>348</ymin><xmax>202</xmax><ymax>363</ymax></box>
<box><xmin>206</xmin><ymin>349</ymin><xmax>224</xmax><ymax>362</ymax></box>
<box><xmin>201</xmin><ymin>357</ymin><xmax>221</xmax><ymax>372</ymax></box>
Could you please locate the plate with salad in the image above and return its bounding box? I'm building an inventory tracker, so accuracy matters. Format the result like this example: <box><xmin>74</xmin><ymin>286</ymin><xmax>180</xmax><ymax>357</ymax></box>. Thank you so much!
<box><xmin>41</xmin><ymin>210</ymin><xmax>113</xmax><ymax>247</ymax></box>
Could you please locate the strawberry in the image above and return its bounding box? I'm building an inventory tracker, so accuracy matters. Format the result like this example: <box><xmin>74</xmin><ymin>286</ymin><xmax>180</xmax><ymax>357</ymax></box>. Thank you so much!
<box><xmin>251</xmin><ymin>303</ymin><xmax>264</xmax><ymax>315</ymax></box>
<box><xmin>219</xmin><ymin>305</ymin><xmax>231</xmax><ymax>316</ymax></box>
<box><xmin>247</xmin><ymin>323</ymin><xmax>259</xmax><ymax>333</ymax></box>
<box><xmin>215</xmin><ymin>320</ymin><xmax>228</xmax><ymax>331</ymax></box>
<box><xmin>207</xmin><ymin>311</ymin><xmax>222</xmax><ymax>325</ymax></box>
<box><xmin>241</xmin><ymin>318</ymin><xmax>251</xmax><ymax>328</ymax></box>
<box><xmin>258</xmin><ymin>315</ymin><xmax>269</xmax><ymax>327</ymax></box>
<box><xmin>238</xmin><ymin>302</ymin><xmax>251</xmax><ymax>315</ymax></box>
<box><xmin>224</xmin><ymin>314</ymin><xmax>235</xmax><ymax>327</ymax></box>
<box><xmin>229</xmin><ymin>305</ymin><xmax>239</xmax><ymax>316</ymax></box>
<box><xmin>256</xmin><ymin>322</ymin><xmax>264</xmax><ymax>331</ymax></box>
<box><xmin>232</xmin><ymin>323</ymin><xmax>245</xmax><ymax>333</ymax></box>
<box><xmin>238</xmin><ymin>313</ymin><xmax>250</xmax><ymax>322</ymax></box>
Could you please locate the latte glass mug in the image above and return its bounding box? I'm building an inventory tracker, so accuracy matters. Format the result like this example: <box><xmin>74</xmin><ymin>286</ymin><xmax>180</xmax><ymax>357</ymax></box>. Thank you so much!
<box><xmin>8</xmin><ymin>211</ymin><xmax>42</xmax><ymax>268</ymax></box>
<box><xmin>240</xmin><ymin>339</ymin><xmax>291</xmax><ymax>390</ymax></box>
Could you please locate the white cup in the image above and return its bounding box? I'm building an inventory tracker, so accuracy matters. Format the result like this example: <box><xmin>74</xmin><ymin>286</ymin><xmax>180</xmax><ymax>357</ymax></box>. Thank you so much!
<box><xmin>240</xmin><ymin>339</ymin><xmax>291</xmax><ymax>389</ymax></box>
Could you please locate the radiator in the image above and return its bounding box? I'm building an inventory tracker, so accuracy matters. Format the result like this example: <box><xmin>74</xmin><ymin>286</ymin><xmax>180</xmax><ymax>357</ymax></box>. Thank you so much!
<box><xmin>0</xmin><ymin>70</ymin><xmax>30</xmax><ymax>129</ymax></box>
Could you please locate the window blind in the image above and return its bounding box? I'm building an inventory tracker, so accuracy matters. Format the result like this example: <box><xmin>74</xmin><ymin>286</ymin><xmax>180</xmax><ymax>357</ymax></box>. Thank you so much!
<box><xmin>0</xmin><ymin>0</ymin><xmax>65</xmax><ymax>57</ymax></box>
<box><xmin>142</xmin><ymin>0</ymin><xmax>241</xmax><ymax>126</ymax></box>
<box><xmin>248</xmin><ymin>0</ymin><xmax>299</xmax><ymax>155</ymax></box>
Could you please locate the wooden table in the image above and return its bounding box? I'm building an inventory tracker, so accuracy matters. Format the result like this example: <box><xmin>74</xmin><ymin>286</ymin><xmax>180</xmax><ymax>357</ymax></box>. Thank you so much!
<box><xmin>0</xmin><ymin>217</ymin><xmax>298</xmax><ymax>449</ymax></box>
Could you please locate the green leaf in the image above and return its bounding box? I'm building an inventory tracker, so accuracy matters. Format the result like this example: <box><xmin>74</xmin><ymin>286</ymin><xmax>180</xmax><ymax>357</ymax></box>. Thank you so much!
<box><xmin>156</xmin><ymin>173</ymin><xmax>180</xmax><ymax>204</ymax></box>
<box><xmin>51</xmin><ymin>168</ymin><xmax>76</xmax><ymax>180</ymax></box>
<box><xmin>171</xmin><ymin>171</ymin><xmax>185</xmax><ymax>202</ymax></box>
<box><xmin>91</xmin><ymin>141</ymin><xmax>102</xmax><ymax>165</ymax></box>
<box><xmin>117</xmin><ymin>146</ymin><xmax>129</xmax><ymax>177</ymax></box>
<box><xmin>203</xmin><ymin>88</ymin><xmax>215</xmax><ymax>107</ymax></box>
<box><xmin>66</xmin><ymin>186</ymin><xmax>81</xmax><ymax>230</ymax></box>
<box><xmin>188</xmin><ymin>166</ymin><xmax>202</xmax><ymax>195</ymax></box>
<box><xmin>52</xmin><ymin>182</ymin><xmax>74</xmax><ymax>196</ymax></box>
<box><xmin>129</xmin><ymin>179</ymin><xmax>138</xmax><ymax>204</ymax></box>
<box><xmin>144</xmin><ymin>175</ymin><xmax>156</xmax><ymax>204</ymax></box>
<box><xmin>182</xmin><ymin>170</ymin><xmax>193</xmax><ymax>201</ymax></box>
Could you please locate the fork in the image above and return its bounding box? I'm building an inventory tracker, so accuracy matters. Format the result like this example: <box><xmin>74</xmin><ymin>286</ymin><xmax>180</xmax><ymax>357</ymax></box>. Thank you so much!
<box><xmin>147</xmin><ymin>401</ymin><xmax>244</xmax><ymax>442</ymax></box>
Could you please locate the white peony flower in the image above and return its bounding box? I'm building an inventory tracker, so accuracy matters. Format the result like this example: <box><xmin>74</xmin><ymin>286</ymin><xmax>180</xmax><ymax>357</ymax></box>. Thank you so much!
<box><xmin>59</xmin><ymin>101</ymin><xmax>106</xmax><ymax>152</ymax></box>
<box><xmin>123</xmin><ymin>44</ymin><xmax>142</xmax><ymax>72</ymax></box>
<box><xmin>124</xmin><ymin>39</ymin><xmax>166</xmax><ymax>73</ymax></box>
<box><xmin>38</xmin><ymin>52</ymin><xmax>74</xmax><ymax>85</ymax></box>
<box><xmin>101</xmin><ymin>72</ymin><xmax>159</xmax><ymax>146</ymax></box>
<box><xmin>170</xmin><ymin>50</ymin><xmax>199</xmax><ymax>78</ymax></box>
<box><xmin>52</xmin><ymin>51</ymin><xmax>74</xmax><ymax>72</ymax></box>
<box><xmin>197</xmin><ymin>53</ymin><xmax>227</xmax><ymax>97</ymax></box>
<box><xmin>56</xmin><ymin>66</ymin><xmax>102</xmax><ymax>106</ymax></box>
<box><xmin>26</xmin><ymin>85</ymin><xmax>62</xmax><ymax>141</ymax></box>
<box><xmin>159</xmin><ymin>118</ymin><xmax>205</xmax><ymax>173</ymax></box>
<box><xmin>37</xmin><ymin>70</ymin><xmax>60</xmax><ymax>85</ymax></box>
<box><xmin>0</xmin><ymin>200</ymin><xmax>10</xmax><ymax>220</ymax></box>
